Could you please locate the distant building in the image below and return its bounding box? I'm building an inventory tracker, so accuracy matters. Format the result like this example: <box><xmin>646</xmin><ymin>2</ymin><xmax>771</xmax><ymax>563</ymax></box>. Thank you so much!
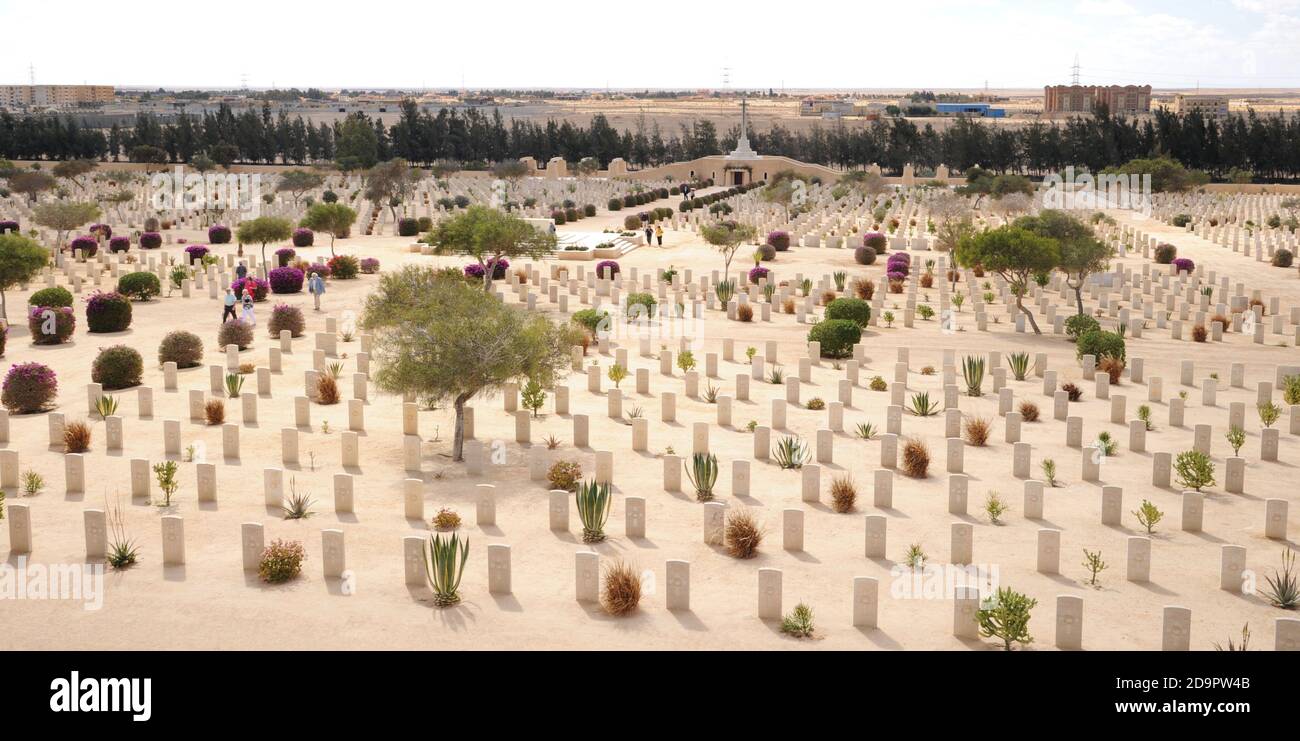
<box><xmin>1169</xmin><ymin>94</ymin><xmax>1230</xmax><ymax>119</ymax></box>
<box><xmin>1044</xmin><ymin>85</ymin><xmax>1151</xmax><ymax>115</ymax></box>
<box><xmin>800</xmin><ymin>98</ymin><xmax>855</xmax><ymax>117</ymax></box>
<box><xmin>936</xmin><ymin>102</ymin><xmax>1006</xmax><ymax>118</ymax></box>
<box><xmin>0</xmin><ymin>84</ymin><xmax>114</xmax><ymax>108</ymax></box>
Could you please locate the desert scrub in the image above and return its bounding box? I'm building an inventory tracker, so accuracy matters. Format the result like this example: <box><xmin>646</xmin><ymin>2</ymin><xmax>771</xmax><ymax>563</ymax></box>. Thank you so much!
<box><xmin>1061</xmin><ymin>382</ymin><xmax>1083</xmax><ymax>402</ymax></box>
<box><xmin>204</xmin><ymin>399</ymin><xmax>225</xmax><ymax>425</ymax></box>
<box><xmin>1174</xmin><ymin>450</ymin><xmax>1215</xmax><ymax>492</ymax></box>
<box><xmin>547</xmin><ymin>459</ymin><xmax>582</xmax><ymax>492</ymax></box>
<box><xmin>901</xmin><ymin>437</ymin><xmax>930</xmax><ymax>478</ymax></box>
<box><xmin>830</xmin><ymin>475</ymin><xmax>857</xmax><ymax>513</ymax></box>
<box><xmin>984</xmin><ymin>491</ymin><xmax>1008</xmax><ymax>524</ymax></box>
<box><xmin>157</xmin><ymin>330</ymin><xmax>204</xmax><ymax>368</ymax></box>
<box><xmin>22</xmin><ymin>470</ymin><xmax>44</xmax><ymax>496</ymax></box>
<box><xmin>805</xmin><ymin>397</ymin><xmax>825</xmax><ymax>411</ymax></box>
<box><xmin>869</xmin><ymin>376</ymin><xmax>888</xmax><ymax>392</ymax></box>
<box><xmin>601</xmin><ymin>560</ymin><xmax>642</xmax><ymax>616</ymax></box>
<box><xmin>1018</xmin><ymin>401</ymin><xmax>1040</xmax><ymax>422</ymax></box>
<box><xmin>964</xmin><ymin>417</ymin><xmax>991</xmax><ymax>446</ymax></box>
<box><xmin>1133</xmin><ymin>499</ymin><xmax>1163</xmax><ymax>534</ymax></box>
<box><xmin>63</xmin><ymin>420</ymin><xmax>92</xmax><ymax>453</ymax></box>
<box><xmin>978</xmin><ymin>587</ymin><xmax>1038</xmax><ymax>651</ymax></box>
<box><xmin>432</xmin><ymin>508</ymin><xmax>461</xmax><ymax>531</ymax></box>
<box><xmin>259</xmin><ymin>539</ymin><xmax>306</xmax><ymax>583</ymax></box>
<box><xmin>724</xmin><ymin>508</ymin><xmax>763</xmax><ymax>559</ymax></box>
<box><xmin>218</xmin><ymin>320</ymin><xmax>254</xmax><ymax>351</ymax></box>
<box><xmin>781</xmin><ymin>603</ymin><xmax>815</xmax><ymax>638</ymax></box>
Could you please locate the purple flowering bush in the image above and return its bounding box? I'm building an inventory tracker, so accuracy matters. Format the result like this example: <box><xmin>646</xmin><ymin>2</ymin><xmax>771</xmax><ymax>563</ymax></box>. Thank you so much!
<box><xmin>596</xmin><ymin>260</ymin><xmax>620</xmax><ymax>279</ymax></box>
<box><xmin>275</xmin><ymin>247</ymin><xmax>296</xmax><ymax>267</ymax></box>
<box><xmin>208</xmin><ymin>224</ymin><xmax>232</xmax><ymax>244</ymax></box>
<box><xmin>90</xmin><ymin>223</ymin><xmax>112</xmax><ymax>239</ymax></box>
<box><xmin>85</xmin><ymin>291</ymin><xmax>133</xmax><ymax>333</ymax></box>
<box><xmin>70</xmin><ymin>235</ymin><xmax>98</xmax><ymax>257</ymax></box>
<box><xmin>2</xmin><ymin>362</ymin><xmax>58</xmax><ymax>414</ymax></box>
<box><xmin>465</xmin><ymin>259</ymin><xmax>509</xmax><ymax>280</ymax></box>
<box><xmin>863</xmin><ymin>232</ymin><xmax>888</xmax><ymax>253</ymax></box>
<box><xmin>139</xmin><ymin>231</ymin><xmax>162</xmax><ymax>249</ymax></box>
<box><xmin>306</xmin><ymin>262</ymin><xmax>332</xmax><ymax>279</ymax></box>
<box><xmin>184</xmin><ymin>244</ymin><xmax>209</xmax><ymax>264</ymax></box>
<box><xmin>269</xmin><ymin>267</ymin><xmax>305</xmax><ymax>294</ymax></box>
<box><xmin>1172</xmin><ymin>257</ymin><xmax>1195</xmax><ymax>274</ymax></box>
<box><xmin>28</xmin><ymin>305</ymin><xmax>75</xmax><ymax>345</ymax></box>
<box><xmin>748</xmin><ymin>266</ymin><xmax>771</xmax><ymax>283</ymax></box>
<box><xmin>231</xmin><ymin>276</ymin><xmax>269</xmax><ymax>302</ymax></box>
<box><xmin>359</xmin><ymin>257</ymin><xmax>380</xmax><ymax>274</ymax></box>
<box><xmin>0</xmin><ymin>220</ymin><xmax>19</xmax><ymax>234</ymax></box>
<box><xmin>292</xmin><ymin>228</ymin><xmax>314</xmax><ymax>248</ymax></box>
<box><xmin>767</xmin><ymin>230</ymin><xmax>791</xmax><ymax>251</ymax></box>
<box><xmin>886</xmin><ymin>270</ymin><xmax>907</xmax><ymax>283</ymax></box>
<box><xmin>109</xmin><ymin>236</ymin><xmax>130</xmax><ymax>253</ymax></box>
<box><xmin>268</xmin><ymin>304</ymin><xmax>306</xmax><ymax>338</ymax></box>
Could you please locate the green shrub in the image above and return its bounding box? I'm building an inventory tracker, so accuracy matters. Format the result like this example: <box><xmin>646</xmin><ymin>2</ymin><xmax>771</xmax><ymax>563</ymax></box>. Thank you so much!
<box><xmin>572</xmin><ymin>308</ymin><xmax>610</xmax><ymax>335</ymax></box>
<box><xmin>807</xmin><ymin>319</ymin><xmax>862</xmax><ymax>359</ymax></box>
<box><xmin>85</xmin><ymin>291</ymin><xmax>133</xmax><ymax>333</ymax></box>
<box><xmin>1154</xmin><ymin>243</ymin><xmax>1177</xmax><ymax>264</ymax></box>
<box><xmin>268</xmin><ymin>304</ymin><xmax>305</xmax><ymax>338</ymax></box>
<box><xmin>158</xmin><ymin>330</ymin><xmax>204</xmax><ymax>368</ymax></box>
<box><xmin>1065</xmin><ymin>314</ymin><xmax>1100</xmax><ymax>341</ymax></box>
<box><xmin>116</xmin><ymin>271</ymin><xmax>162</xmax><ymax>301</ymax></box>
<box><xmin>1171</xmin><ymin>214</ymin><xmax>1191</xmax><ymax>228</ymax></box>
<box><xmin>28</xmin><ymin>286</ymin><xmax>73</xmax><ymax>308</ymax></box>
<box><xmin>1076</xmin><ymin>329</ymin><xmax>1125</xmax><ymax>362</ymax></box>
<box><xmin>28</xmin><ymin>305</ymin><xmax>75</xmax><ymax>344</ymax></box>
<box><xmin>327</xmin><ymin>254</ymin><xmax>360</xmax><ymax>279</ymax></box>
<box><xmin>91</xmin><ymin>345</ymin><xmax>144</xmax><ymax>390</ymax></box>
<box><xmin>825</xmin><ymin>297</ymin><xmax>871</xmax><ymax>327</ymax></box>
<box><xmin>1272</xmin><ymin>249</ymin><xmax>1293</xmax><ymax>268</ymax></box>
<box><xmin>625</xmin><ymin>292</ymin><xmax>657</xmax><ymax>319</ymax></box>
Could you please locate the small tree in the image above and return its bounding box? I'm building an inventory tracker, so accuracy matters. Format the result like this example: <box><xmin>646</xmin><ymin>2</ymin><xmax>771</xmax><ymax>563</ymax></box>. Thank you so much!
<box><xmin>521</xmin><ymin>378</ymin><xmax>546</xmax><ymax>418</ymax></box>
<box><xmin>1133</xmin><ymin>500</ymin><xmax>1163</xmax><ymax>534</ymax></box>
<box><xmin>955</xmin><ymin>225</ymin><xmax>1059</xmax><ymax>334</ymax></box>
<box><xmin>0</xmin><ymin>234</ymin><xmax>50</xmax><ymax>321</ymax></box>
<box><xmin>977</xmin><ymin>587</ymin><xmax>1038</xmax><ymax>651</ymax></box>
<box><xmin>236</xmin><ymin>216</ymin><xmax>293</xmax><ymax>267</ymax></box>
<box><xmin>51</xmin><ymin>159</ymin><xmax>98</xmax><ymax>191</ymax></box>
<box><xmin>1174</xmin><ymin>450</ymin><xmax>1215</xmax><ymax>491</ymax></box>
<box><xmin>361</xmin><ymin>267</ymin><xmax>578</xmax><ymax>461</ymax></box>
<box><xmin>299</xmin><ymin>203</ymin><xmax>358</xmax><ymax>256</ymax></box>
<box><xmin>276</xmin><ymin>169</ymin><xmax>326</xmax><ymax>208</ymax></box>
<box><xmin>701</xmin><ymin>221</ymin><xmax>757</xmax><ymax>280</ymax></box>
<box><xmin>607</xmin><ymin>363</ymin><xmax>628</xmax><ymax>389</ymax></box>
<box><xmin>1016</xmin><ymin>210</ymin><xmax>1114</xmax><ymax>316</ymax></box>
<box><xmin>424</xmin><ymin>206</ymin><xmax>556</xmax><ymax>291</ymax></box>
<box><xmin>365</xmin><ymin>159</ymin><xmax>421</xmax><ymax>224</ymax></box>
<box><xmin>6</xmin><ymin>171</ymin><xmax>57</xmax><ymax>203</ymax></box>
<box><xmin>34</xmin><ymin>201</ymin><xmax>101</xmax><ymax>264</ymax></box>
<box><xmin>1082</xmin><ymin>549</ymin><xmax>1107</xmax><ymax>585</ymax></box>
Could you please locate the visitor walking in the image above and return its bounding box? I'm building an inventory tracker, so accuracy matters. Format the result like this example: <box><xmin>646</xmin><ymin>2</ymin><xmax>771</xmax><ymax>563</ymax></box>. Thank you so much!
<box><xmin>308</xmin><ymin>272</ymin><xmax>325</xmax><ymax>311</ymax></box>
<box><xmin>222</xmin><ymin>289</ymin><xmax>237</xmax><ymax>323</ymax></box>
<box><xmin>655</xmin><ymin>224</ymin><xmax>664</xmax><ymax>246</ymax></box>
<box><xmin>235</xmin><ymin>261</ymin><xmax>248</xmax><ymax>281</ymax></box>
<box><xmin>240</xmin><ymin>289</ymin><xmax>256</xmax><ymax>326</ymax></box>
<box><xmin>644</xmin><ymin>225</ymin><xmax>653</xmax><ymax>245</ymax></box>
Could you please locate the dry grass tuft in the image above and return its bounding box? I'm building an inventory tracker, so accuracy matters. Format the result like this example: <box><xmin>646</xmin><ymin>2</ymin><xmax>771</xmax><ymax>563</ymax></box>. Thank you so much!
<box><xmin>205</xmin><ymin>399</ymin><xmax>225</xmax><ymax>425</ymax></box>
<box><xmin>725</xmin><ymin>508</ymin><xmax>764</xmax><ymax>559</ymax></box>
<box><xmin>601</xmin><ymin>560</ymin><xmax>642</xmax><ymax>616</ymax></box>
<box><xmin>830</xmin><ymin>475</ymin><xmax>857</xmax><ymax>513</ymax></box>
<box><xmin>737</xmin><ymin>304</ymin><xmax>754</xmax><ymax>323</ymax></box>
<box><xmin>1099</xmin><ymin>355</ymin><xmax>1125</xmax><ymax>383</ymax></box>
<box><xmin>64</xmin><ymin>421</ymin><xmax>92</xmax><ymax>453</ymax></box>
<box><xmin>901</xmin><ymin>437</ymin><xmax>930</xmax><ymax>478</ymax></box>
<box><xmin>964</xmin><ymin>417</ymin><xmax>991</xmax><ymax>446</ymax></box>
<box><xmin>316</xmin><ymin>374</ymin><xmax>340</xmax><ymax>405</ymax></box>
<box><xmin>1019</xmin><ymin>401</ymin><xmax>1040</xmax><ymax>422</ymax></box>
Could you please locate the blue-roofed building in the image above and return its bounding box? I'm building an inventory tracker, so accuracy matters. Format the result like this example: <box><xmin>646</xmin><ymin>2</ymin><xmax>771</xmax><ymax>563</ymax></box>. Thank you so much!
<box><xmin>936</xmin><ymin>102</ymin><xmax>1006</xmax><ymax>118</ymax></box>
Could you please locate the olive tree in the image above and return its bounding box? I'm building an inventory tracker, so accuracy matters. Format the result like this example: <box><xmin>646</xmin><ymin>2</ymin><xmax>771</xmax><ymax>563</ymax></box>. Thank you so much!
<box><xmin>52</xmin><ymin>159</ymin><xmax>98</xmax><ymax>191</ymax></box>
<box><xmin>276</xmin><ymin>169</ymin><xmax>326</xmax><ymax>208</ymax></box>
<box><xmin>299</xmin><ymin>203</ymin><xmax>358</xmax><ymax>256</ymax></box>
<box><xmin>700</xmin><ymin>220</ymin><xmax>757</xmax><ymax>279</ymax></box>
<box><xmin>424</xmin><ymin>205</ymin><xmax>555</xmax><ymax>290</ymax></box>
<box><xmin>236</xmin><ymin>216</ymin><xmax>293</xmax><ymax>266</ymax></box>
<box><xmin>955</xmin><ymin>225</ymin><xmax>1059</xmax><ymax>334</ymax></box>
<box><xmin>34</xmin><ymin>201</ymin><xmax>101</xmax><ymax>264</ymax></box>
<box><xmin>1014</xmin><ymin>210</ymin><xmax>1115</xmax><ymax>316</ymax></box>
<box><xmin>364</xmin><ymin>159</ymin><xmax>421</xmax><ymax>223</ymax></box>
<box><xmin>361</xmin><ymin>267</ymin><xmax>579</xmax><ymax>461</ymax></box>
<box><xmin>0</xmin><ymin>234</ymin><xmax>50</xmax><ymax>321</ymax></box>
<box><xmin>6</xmin><ymin>171</ymin><xmax>57</xmax><ymax>203</ymax></box>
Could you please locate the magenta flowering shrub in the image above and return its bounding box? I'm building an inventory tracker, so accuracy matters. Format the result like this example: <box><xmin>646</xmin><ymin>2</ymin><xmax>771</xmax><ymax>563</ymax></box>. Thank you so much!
<box><xmin>767</xmin><ymin>230</ymin><xmax>791</xmax><ymax>251</ymax></box>
<box><xmin>886</xmin><ymin>270</ymin><xmax>907</xmax><ymax>283</ymax></box>
<box><xmin>748</xmin><ymin>266</ymin><xmax>771</xmax><ymax>283</ymax></box>
<box><xmin>0</xmin><ymin>220</ymin><xmax>19</xmax><ymax>234</ymax></box>
<box><xmin>359</xmin><ymin>257</ymin><xmax>380</xmax><ymax>274</ymax></box>
<box><xmin>1172</xmin><ymin>257</ymin><xmax>1195</xmax><ymax>274</ymax></box>
<box><xmin>208</xmin><ymin>225</ymin><xmax>232</xmax><ymax>244</ymax></box>
<box><xmin>28</xmin><ymin>305</ymin><xmax>75</xmax><ymax>345</ymax></box>
<box><xmin>292</xmin><ymin>228</ymin><xmax>314</xmax><ymax>248</ymax></box>
<box><xmin>275</xmin><ymin>247</ymin><xmax>296</xmax><ymax>266</ymax></box>
<box><xmin>464</xmin><ymin>263</ymin><xmax>486</xmax><ymax>279</ymax></box>
<box><xmin>90</xmin><ymin>223</ymin><xmax>112</xmax><ymax>239</ymax></box>
<box><xmin>70</xmin><ymin>235</ymin><xmax>98</xmax><ymax>257</ymax></box>
<box><xmin>2</xmin><ymin>362</ymin><xmax>58</xmax><ymax>414</ymax></box>
<box><xmin>863</xmin><ymin>232</ymin><xmax>888</xmax><ymax>253</ymax></box>
<box><xmin>269</xmin><ymin>266</ymin><xmax>305</xmax><ymax>294</ymax></box>
<box><xmin>596</xmin><ymin>260</ymin><xmax>620</xmax><ymax>279</ymax></box>
<box><xmin>464</xmin><ymin>259</ymin><xmax>511</xmax><ymax>280</ymax></box>
<box><xmin>268</xmin><ymin>304</ymin><xmax>306</xmax><ymax>338</ymax></box>
<box><xmin>306</xmin><ymin>262</ymin><xmax>331</xmax><ymax>279</ymax></box>
<box><xmin>184</xmin><ymin>244</ymin><xmax>209</xmax><ymax>264</ymax></box>
<box><xmin>231</xmin><ymin>276</ymin><xmax>269</xmax><ymax>302</ymax></box>
<box><xmin>84</xmin><ymin>290</ymin><xmax>133</xmax><ymax>333</ymax></box>
<box><xmin>109</xmin><ymin>236</ymin><xmax>130</xmax><ymax>253</ymax></box>
<box><xmin>139</xmin><ymin>231</ymin><xmax>162</xmax><ymax>249</ymax></box>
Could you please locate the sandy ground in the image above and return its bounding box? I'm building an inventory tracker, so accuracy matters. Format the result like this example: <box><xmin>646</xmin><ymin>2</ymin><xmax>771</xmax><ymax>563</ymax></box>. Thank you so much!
<box><xmin>0</xmin><ymin>198</ymin><xmax>1297</xmax><ymax>651</ymax></box>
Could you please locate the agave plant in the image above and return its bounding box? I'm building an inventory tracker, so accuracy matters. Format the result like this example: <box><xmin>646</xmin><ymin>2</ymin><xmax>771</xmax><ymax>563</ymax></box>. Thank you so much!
<box><xmin>908</xmin><ymin>391</ymin><xmax>940</xmax><ymax>417</ymax></box>
<box><xmin>962</xmin><ymin>355</ymin><xmax>986</xmax><ymax>397</ymax></box>
<box><xmin>326</xmin><ymin>361</ymin><xmax>345</xmax><ymax>380</ymax></box>
<box><xmin>685</xmin><ymin>452</ymin><xmax>718</xmax><ymax>502</ymax></box>
<box><xmin>224</xmin><ymin>372</ymin><xmax>244</xmax><ymax>399</ymax></box>
<box><xmin>422</xmin><ymin>533</ymin><xmax>469</xmax><ymax>607</ymax></box>
<box><xmin>832</xmin><ymin>270</ymin><xmax>848</xmax><ymax>292</ymax></box>
<box><xmin>575</xmin><ymin>479</ymin><xmax>612</xmax><ymax>542</ymax></box>
<box><xmin>1007</xmin><ymin>351</ymin><xmax>1031</xmax><ymax>381</ymax></box>
<box><xmin>855</xmin><ymin>422</ymin><xmax>878</xmax><ymax>440</ymax></box>
<box><xmin>763</xmin><ymin>282</ymin><xmax>776</xmax><ymax>303</ymax></box>
<box><xmin>1264</xmin><ymin>549</ymin><xmax>1299</xmax><ymax>609</ymax></box>
<box><xmin>773</xmin><ymin>436</ymin><xmax>810</xmax><ymax>470</ymax></box>
<box><xmin>715</xmin><ymin>279</ymin><xmax>736</xmax><ymax>304</ymax></box>
<box><xmin>703</xmin><ymin>383</ymin><xmax>721</xmax><ymax>404</ymax></box>
<box><xmin>768</xmin><ymin>366</ymin><xmax>785</xmax><ymax>385</ymax></box>
<box><xmin>799</xmin><ymin>278</ymin><xmax>813</xmax><ymax>297</ymax></box>
<box><xmin>94</xmin><ymin>394</ymin><xmax>119</xmax><ymax>419</ymax></box>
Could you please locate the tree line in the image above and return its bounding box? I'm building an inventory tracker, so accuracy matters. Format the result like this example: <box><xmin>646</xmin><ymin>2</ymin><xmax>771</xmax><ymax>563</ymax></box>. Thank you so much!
<box><xmin>2</xmin><ymin>99</ymin><xmax>1299</xmax><ymax>180</ymax></box>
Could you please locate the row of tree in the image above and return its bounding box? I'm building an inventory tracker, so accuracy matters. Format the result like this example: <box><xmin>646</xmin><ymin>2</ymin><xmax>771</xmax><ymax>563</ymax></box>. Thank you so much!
<box><xmin>2</xmin><ymin>102</ymin><xmax>1299</xmax><ymax>179</ymax></box>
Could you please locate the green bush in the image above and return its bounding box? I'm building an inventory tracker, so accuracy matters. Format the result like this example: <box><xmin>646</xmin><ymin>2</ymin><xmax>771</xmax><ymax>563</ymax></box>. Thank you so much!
<box><xmin>607</xmin><ymin>198</ymin><xmax>622</xmax><ymax>211</ymax></box>
<box><xmin>85</xmin><ymin>291</ymin><xmax>133</xmax><ymax>333</ymax></box>
<box><xmin>1065</xmin><ymin>314</ymin><xmax>1101</xmax><ymax>341</ymax></box>
<box><xmin>28</xmin><ymin>286</ymin><xmax>73</xmax><ymax>308</ymax></box>
<box><xmin>1077</xmin><ymin>329</ymin><xmax>1126</xmax><ymax>362</ymax></box>
<box><xmin>825</xmin><ymin>298</ymin><xmax>872</xmax><ymax>327</ymax></box>
<box><xmin>158</xmin><ymin>330</ymin><xmax>204</xmax><ymax>368</ymax></box>
<box><xmin>808</xmin><ymin>319</ymin><xmax>862</xmax><ymax>359</ymax></box>
<box><xmin>1272</xmin><ymin>249</ymin><xmax>1293</xmax><ymax>268</ymax></box>
<box><xmin>623</xmin><ymin>214</ymin><xmax>642</xmax><ymax>230</ymax></box>
<box><xmin>572</xmin><ymin>308</ymin><xmax>610</xmax><ymax>335</ymax></box>
<box><xmin>626</xmin><ymin>292</ymin><xmax>657</xmax><ymax>319</ymax></box>
<box><xmin>327</xmin><ymin>254</ymin><xmax>360</xmax><ymax>279</ymax></box>
<box><xmin>1154</xmin><ymin>243</ymin><xmax>1177</xmax><ymax>264</ymax></box>
<box><xmin>116</xmin><ymin>271</ymin><xmax>162</xmax><ymax>301</ymax></box>
<box><xmin>91</xmin><ymin>345</ymin><xmax>144</xmax><ymax>390</ymax></box>
<box><xmin>1171</xmin><ymin>214</ymin><xmax>1191</xmax><ymax>228</ymax></box>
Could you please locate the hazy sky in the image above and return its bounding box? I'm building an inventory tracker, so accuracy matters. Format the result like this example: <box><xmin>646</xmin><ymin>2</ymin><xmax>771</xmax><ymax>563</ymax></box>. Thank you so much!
<box><xmin>3</xmin><ymin>0</ymin><xmax>1299</xmax><ymax>90</ymax></box>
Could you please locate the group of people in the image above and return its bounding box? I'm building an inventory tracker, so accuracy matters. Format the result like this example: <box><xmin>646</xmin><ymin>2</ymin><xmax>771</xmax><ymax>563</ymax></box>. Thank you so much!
<box><xmin>220</xmin><ymin>260</ymin><xmax>327</xmax><ymax>326</ymax></box>
<box><xmin>642</xmin><ymin>223</ymin><xmax>664</xmax><ymax>247</ymax></box>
